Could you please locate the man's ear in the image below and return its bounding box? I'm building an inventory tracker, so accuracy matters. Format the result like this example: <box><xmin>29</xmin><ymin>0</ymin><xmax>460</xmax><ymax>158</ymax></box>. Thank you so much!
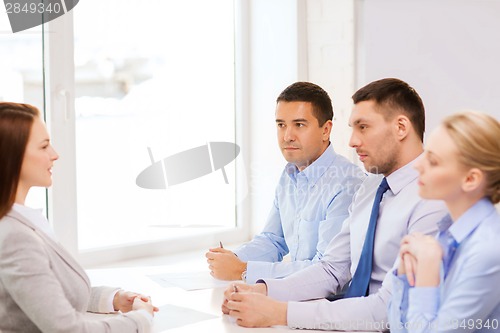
<box><xmin>462</xmin><ymin>168</ymin><xmax>485</xmax><ymax>193</ymax></box>
<box><xmin>322</xmin><ymin>120</ymin><xmax>333</xmax><ymax>142</ymax></box>
<box><xmin>395</xmin><ymin>115</ymin><xmax>411</xmax><ymax>141</ymax></box>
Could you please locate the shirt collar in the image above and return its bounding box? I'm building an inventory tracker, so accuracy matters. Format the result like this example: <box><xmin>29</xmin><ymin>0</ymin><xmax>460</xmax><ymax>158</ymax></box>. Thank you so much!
<box><xmin>437</xmin><ymin>214</ymin><xmax>453</xmax><ymax>233</ymax></box>
<box><xmin>285</xmin><ymin>143</ymin><xmax>336</xmax><ymax>186</ymax></box>
<box><xmin>384</xmin><ymin>154</ymin><xmax>421</xmax><ymax>195</ymax></box>
<box><xmin>11</xmin><ymin>204</ymin><xmax>58</xmax><ymax>242</ymax></box>
<box><xmin>13</xmin><ymin>203</ymin><xmax>44</xmax><ymax>218</ymax></box>
<box><xmin>447</xmin><ymin>197</ymin><xmax>496</xmax><ymax>244</ymax></box>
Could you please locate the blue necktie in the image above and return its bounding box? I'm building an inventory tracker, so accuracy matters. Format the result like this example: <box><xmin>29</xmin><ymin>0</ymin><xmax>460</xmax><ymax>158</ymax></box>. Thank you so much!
<box><xmin>344</xmin><ymin>177</ymin><xmax>390</xmax><ymax>298</ymax></box>
<box><xmin>438</xmin><ymin>231</ymin><xmax>458</xmax><ymax>279</ymax></box>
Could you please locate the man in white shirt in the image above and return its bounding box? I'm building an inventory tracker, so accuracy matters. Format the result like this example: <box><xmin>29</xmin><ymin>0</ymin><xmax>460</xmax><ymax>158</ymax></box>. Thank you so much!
<box><xmin>221</xmin><ymin>78</ymin><xmax>448</xmax><ymax>331</ymax></box>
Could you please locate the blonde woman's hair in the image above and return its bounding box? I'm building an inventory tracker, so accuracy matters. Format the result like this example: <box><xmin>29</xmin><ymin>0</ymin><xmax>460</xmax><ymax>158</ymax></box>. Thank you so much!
<box><xmin>442</xmin><ymin>111</ymin><xmax>500</xmax><ymax>204</ymax></box>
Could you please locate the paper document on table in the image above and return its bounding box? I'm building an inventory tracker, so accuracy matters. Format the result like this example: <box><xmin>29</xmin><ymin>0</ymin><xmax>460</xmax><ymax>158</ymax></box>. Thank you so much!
<box><xmin>148</xmin><ymin>271</ymin><xmax>230</xmax><ymax>291</ymax></box>
<box><xmin>153</xmin><ymin>304</ymin><xmax>217</xmax><ymax>332</ymax></box>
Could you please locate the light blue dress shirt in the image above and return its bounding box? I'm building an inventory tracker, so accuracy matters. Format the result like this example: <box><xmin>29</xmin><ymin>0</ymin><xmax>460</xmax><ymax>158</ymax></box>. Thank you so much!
<box><xmin>234</xmin><ymin>144</ymin><xmax>365</xmax><ymax>284</ymax></box>
<box><xmin>389</xmin><ymin>198</ymin><xmax>500</xmax><ymax>333</ymax></box>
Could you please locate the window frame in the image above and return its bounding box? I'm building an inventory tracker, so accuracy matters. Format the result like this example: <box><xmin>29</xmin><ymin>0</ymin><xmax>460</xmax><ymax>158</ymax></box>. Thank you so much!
<box><xmin>45</xmin><ymin>1</ymin><xmax>251</xmax><ymax>267</ymax></box>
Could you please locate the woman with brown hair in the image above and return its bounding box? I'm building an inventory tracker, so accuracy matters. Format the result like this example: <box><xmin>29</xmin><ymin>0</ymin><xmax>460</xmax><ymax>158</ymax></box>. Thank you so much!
<box><xmin>0</xmin><ymin>102</ymin><xmax>157</xmax><ymax>332</ymax></box>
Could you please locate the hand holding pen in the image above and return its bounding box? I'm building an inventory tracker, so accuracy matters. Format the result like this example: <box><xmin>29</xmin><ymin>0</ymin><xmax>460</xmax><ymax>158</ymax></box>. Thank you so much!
<box><xmin>205</xmin><ymin>242</ymin><xmax>247</xmax><ymax>281</ymax></box>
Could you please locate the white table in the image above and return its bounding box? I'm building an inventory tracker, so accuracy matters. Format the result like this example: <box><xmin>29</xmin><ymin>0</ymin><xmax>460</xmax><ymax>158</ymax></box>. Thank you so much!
<box><xmin>86</xmin><ymin>265</ymin><xmax>297</xmax><ymax>332</ymax></box>
<box><xmin>86</xmin><ymin>263</ymin><xmax>375</xmax><ymax>333</ymax></box>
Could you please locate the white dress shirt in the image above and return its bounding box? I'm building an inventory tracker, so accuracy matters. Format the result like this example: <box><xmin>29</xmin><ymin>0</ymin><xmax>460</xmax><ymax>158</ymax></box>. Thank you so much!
<box><xmin>261</xmin><ymin>156</ymin><xmax>448</xmax><ymax>331</ymax></box>
<box><xmin>12</xmin><ymin>204</ymin><xmax>57</xmax><ymax>242</ymax></box>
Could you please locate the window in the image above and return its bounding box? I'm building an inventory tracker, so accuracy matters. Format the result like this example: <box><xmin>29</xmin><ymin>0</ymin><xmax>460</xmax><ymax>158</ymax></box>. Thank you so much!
<box><xmin>44</xmin><ymin>0</ymin><xmax>247</xmax><ymax>265</ymax></box>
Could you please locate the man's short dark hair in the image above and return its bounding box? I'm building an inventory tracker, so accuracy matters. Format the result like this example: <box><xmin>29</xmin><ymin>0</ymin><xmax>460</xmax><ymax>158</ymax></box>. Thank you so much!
<box><xmin>352</xmin><ymin>78</ymin><xmax>425</xmax><ymax>142</ymax></box>
<box><xmin>276</xmin><ymin>82</ymin><xmax>333</xmax><ymax>126</ymax></box>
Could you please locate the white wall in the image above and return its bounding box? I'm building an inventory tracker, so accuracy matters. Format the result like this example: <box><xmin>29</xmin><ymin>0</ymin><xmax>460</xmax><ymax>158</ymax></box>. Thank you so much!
<box><xmin>246</xmin><ymin>0</ymin><xmax>308</xmax><ymax>235</ymax></box>
<box><xmin>306</xmin><ymin>0</ymin><xmax>356</xmax><ymax>160</ymax></box>
<box><xmin>246</xmin><ymin>0</ymin><xmax>358</xmax><ymax>235</ymax></box>
<box><xmin>356</xmin><ymin>0</ymin><xmax>500</xmax><ymax>133</ymax></box>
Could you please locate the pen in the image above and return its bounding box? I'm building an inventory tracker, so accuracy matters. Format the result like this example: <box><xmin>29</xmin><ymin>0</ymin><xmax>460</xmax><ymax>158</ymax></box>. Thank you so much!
<box><xmin>219</xmin><ymin>241</ymin><xmax>224</xmax><ymax>248</ymax></box>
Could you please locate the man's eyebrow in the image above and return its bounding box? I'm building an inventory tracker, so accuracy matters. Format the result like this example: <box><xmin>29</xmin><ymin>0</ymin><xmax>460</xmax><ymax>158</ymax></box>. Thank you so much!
<box><xmin>275</xmin><ymin>118</ymin><xmax>309</xmax><ymax>123</ymax></box>
<box><xmin>348</xmin><ymin>118</ymin><xmax>368</xmax><ymax>127</ymax></box>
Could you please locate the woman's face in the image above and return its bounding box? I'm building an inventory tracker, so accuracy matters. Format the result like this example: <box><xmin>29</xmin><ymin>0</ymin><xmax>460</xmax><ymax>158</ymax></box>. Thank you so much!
<box><xmin>414</xmin><ymin>125</ymin><xmax>469</xmax><ymax>202</ymax></box>
<box><xmin>19</xmin><ymin>118</ymin><xmax>59</xmax><ymax>191</ymax></box>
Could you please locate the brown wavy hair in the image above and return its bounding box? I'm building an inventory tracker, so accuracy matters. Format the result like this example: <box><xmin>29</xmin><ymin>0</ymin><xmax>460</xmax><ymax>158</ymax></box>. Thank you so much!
<box><xmin>0</xmin><ymin>102</ymin><xmax>40</xmax><ymax>219</ymax></box>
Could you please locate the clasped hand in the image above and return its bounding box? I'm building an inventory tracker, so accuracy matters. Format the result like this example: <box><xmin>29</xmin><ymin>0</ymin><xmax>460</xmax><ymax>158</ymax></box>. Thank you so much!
<box><xmin>221</xmin><ymin>282</ymin><xmax>287</xmax><ymax>328</ymax></box>
<box><xmin>113</xmin><ymin>290</ymin><xmax>159</xmax><ymax>315</ymax></box>
<box><xmin>398</xmin><ymin>232</ymin><xmax>443</xmax><ymax>287</ymax></box>
<box><xmin>205</xmin><ymin>247</ymin><xmax>246</xmax><ymax>280</ymax></box>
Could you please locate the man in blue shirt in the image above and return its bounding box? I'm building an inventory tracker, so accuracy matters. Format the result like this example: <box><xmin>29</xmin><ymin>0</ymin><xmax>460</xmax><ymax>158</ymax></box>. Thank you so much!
<box><xmin>205</xmin><ymin>81</ymin><xmax>365</xmax><ymax>283</ymax></box>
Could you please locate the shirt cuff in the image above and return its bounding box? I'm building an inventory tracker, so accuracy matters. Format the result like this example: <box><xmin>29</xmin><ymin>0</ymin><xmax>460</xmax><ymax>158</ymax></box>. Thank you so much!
<box><xmin>135</xmin><ymin>309</ymin><xmax>154</xmax><ymax>322</ymax></box>
<box><xmin>246</xmin><ymin>261</ymin><xmax>272</xmax><ymax>284</ymax></box>
<box><xmin>122</xmin><ymin>309</ymin><xmax>154</xmax><ymax>331</ymax></box>
<box><xmin>390</xmin><ymin>272</ymin><xmax>410</xmax><ymax>324</ymax></box>
<box><xmin>408</xmin><ymin>287</ymin><xmax>439</xmax><ymax>320</ymax></box>
<box><xmin>287</xmin><ymin>301</ymin><xmax>312</xmax><ymax>329</ymax></box>
<box><xmin>233</xmin><ymin>248</ymin><xmax>248</xmax><ymax>261</ymax></box>
<box><xmin>394</xmin><ymin>272</ymin><xmax>411</xmax><ymax>287</ymax></box>
<box><xmin>286</xmin><ymin>300</ymin><xmax>329</xmax><ymax>330</ymax></box>
<box><xmin>391</xmin><ymin>272</ymin><xmax>407</xmax><ymax>296</ymax></box>
<box><xmin>258</xmin><ymin>278</ymin><xmax>291</xmax><ymax>302</ymax></box>
<box><xmin>107</xmin><ymin>288</ymin><xmax>122</xmax><ymax>313</ymax></box>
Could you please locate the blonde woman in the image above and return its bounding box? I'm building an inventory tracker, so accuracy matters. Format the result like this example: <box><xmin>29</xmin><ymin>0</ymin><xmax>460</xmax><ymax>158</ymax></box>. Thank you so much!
<box><xmin>0</xmin><ymin>102</ymin><xmax>157</xmax><ymax>332</ymax></box>
<box><xmin>389</xmin><ymin>111</ymin><xmax>500</xmax><ymax>332</ymax></box>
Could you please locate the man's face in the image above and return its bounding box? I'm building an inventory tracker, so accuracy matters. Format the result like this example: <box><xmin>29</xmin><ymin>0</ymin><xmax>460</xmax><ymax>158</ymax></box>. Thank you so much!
<box><xmin>275</xmin><ymin>101</ymin><xmax>331</xmax><ymax>171</ymax></box>
<box><xmin>348</xmin><ymin>100</ymin><xmax>400</xmax><ymax>175</ymax></box>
